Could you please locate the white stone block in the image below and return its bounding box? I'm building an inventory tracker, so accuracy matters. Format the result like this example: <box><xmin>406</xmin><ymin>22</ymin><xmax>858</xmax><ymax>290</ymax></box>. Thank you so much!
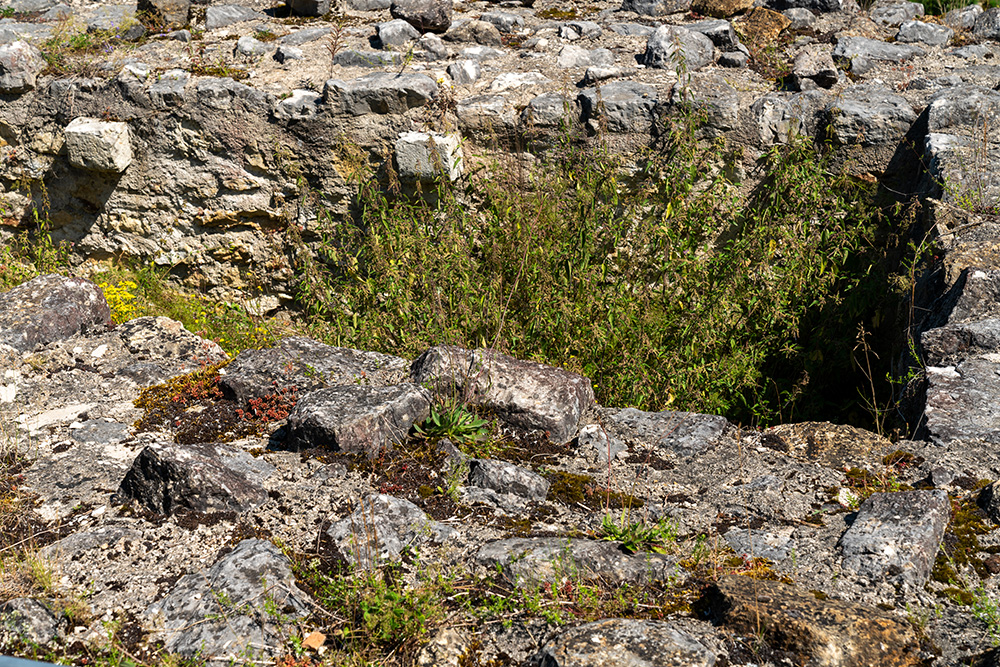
<box><xmin>394</xmin><ymin>131</ymin><xmax>463</xmax><ymax>183</ymax></box>
<box><xmin>65</xmin><ymin>117</ymin><xmax>133</xmax><ymax>173</ymax></box>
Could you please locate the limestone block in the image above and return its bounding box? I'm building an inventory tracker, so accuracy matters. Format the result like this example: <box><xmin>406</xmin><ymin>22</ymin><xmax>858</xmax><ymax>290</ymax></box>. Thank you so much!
<box><xmin>0</xmin><ymin>40</ymin><xmax>44</xmax><ymax>94</ymax></box>
<box><xmin>65</xmin><ymin>117</ymin><xmax>133</xmax><ymax>173</ymax></box>
<box><xmin>395</xmin><ymin>131</ymin><xmax>463</xmax><ymax>182</ymax></box>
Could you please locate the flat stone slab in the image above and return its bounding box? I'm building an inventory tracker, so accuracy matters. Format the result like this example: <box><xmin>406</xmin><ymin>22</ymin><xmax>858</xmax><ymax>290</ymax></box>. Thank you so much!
<box><xmin>578</xmin><ymin>81</ymin><xmax>659</xmax><ymax>134</ymax></box>
<box><xmin>411</xmin><ymin>346</ymin><xmax>595</xmax><ymax>444</ymax></box>
<box><xmin>467</xmin><ymin>458</ymin><xmax>549</xmax><ymax>501</ymax></box>
<box><xmin>700</xmin><ymin>575</ymin><xmax>920</xmax><ymax>666</ymax></box>
<box><xmin>144</xmin><ymin>539</ymin><xmax>310</xmax><ymax>658</ymax></box>
<box><xmin>221</xmin><ymin>336</ymin><xmax>408</xmax><ymax>406</ymax></box>
<box><xmin>322</xmin><ymin>493</ymin><xmax>454</xmax><ymax>568</ymax></box>
<box><xmin>323</xmin><ymin>72</ymin><xmax>438</xmax><ymax>115</ymax></box>
<box><xmin>476</xmin><ymin>537</ymin><xmax>681</xmax><ymax>587</ymax></box>
<box><xmin>284</xmin><ymin>383</ymin><xmax>431</xmax><ymax>454</ymax></box>
<box><xmin>765</xmin><ymin>421</ymin><xmax>889</xmax><ymax>469</ymax></box>
<box><xmin>838</xmin><ymin>490</ymin><xmax>950</xmax><ymax>587</ymax></box>
<box><xmin>0</xmin><ymin>274</ymin><xmax>110</xmax><ymax>352</ymax></box>
<box><xmin>531</xmin><ymin>618</ymin><xmax>716</xmax><ymax>667</ymax></box>
<box><xmin>205</xmin><ymin>4</ymin><xmax>266</xmax><ymax>30</ymax></box>
<box><xmin>924</xmin><ymin>359</ymin><xmax>1000</xmax><ymax>443</ymax></box>
<box><xmin>115</xmin><ymin>441</ymin><xmax>275</xmax><ymax>515</ymax></box>
<box><xmin>824</xmin><ymin>84</ymin><xmax>915</xmax><ymax>147</ymax></box>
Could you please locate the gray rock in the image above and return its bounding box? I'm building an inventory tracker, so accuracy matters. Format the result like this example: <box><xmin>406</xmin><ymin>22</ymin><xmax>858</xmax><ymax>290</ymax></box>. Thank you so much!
<box><xmin>556</xmin><ymin>44</ymin><xmax>614</xmax><ymax>68</ymax></box>
<box><xmin>39</xmin><ymin>525</ymin><xmax>141</xmax><ymax>561</ymax></box>
<box><xmin>392</xmin><ymin>0</ymin><xmax>452</xmax><ymax>33</ymax></box>
<box><xmin>116</xmin><ymin>441</ymin><xmax>274</xmax><ymax>515</ymax></box>
<box><xmin>457</xmin><ymin>94</ymin><xmax>519</xmax><ymax>138</ymax></box>
<box><xmin>944</xmin><ymin>3</ymin><xmax>982</xmax><ymax>30</ymax></box>
<box><xmin>523</xmin><ymin>92</ymin><xmax>577</xmax><ymax>127</ymax></box>
<box><xmin>973</xmin><ymin>7</ymin><xmax>1000</xmax><ymax>40</ymax></box>
<box><xmin>166</xmin><ymin>28</ymin><xmax>190</xmax><ymax>41</ymax></box>
<box><xmin>0</xmin><ymin>40</ymin><xmax>43</xmax><ymax>93</ymax></box>
<box><xmin>71</xmin><ymin>419</ymin><xmax>131</xmax><ymax>444</ymax></box>
<box><xmin>937</xmin><ymin>268</ymin><xmax>1000</xmax><ymax>326</ymax></box>
<box><xmin>275</xmin><ymin>89</ymin><xmax>322</xmax><ymax>120</ymax></box>
<box><xmin>144</xmin><ymin>539</ymin><xmax>311</xmax><ymax>658</ymax></box>
<box><xmin>195</xmin><ymin>76</ymin><xmax>269</xmax><ymax>110</ymax></box>
<box><xmin>443</xmin><ymin>19</ymin><xmax>502</xmax><ymax>45</ymax></box>
<box><xmin>447</xmin><ymin>58</ymin><xmax>480</xmax><ymax>84</ymax></box>
<box><xmin>718</xmin><ymin>49</ymin><xmax>748</xmax><ymax>67</ymax></box>
<box><xmin>136</xmin><ymin>0</ymin><xmax>190</xmax><ymax>30</ymax></box>
<box><xmin>839</xmin><ymin>490</ymin><xmax>950</xmax><ymax>588</ymax></box>
<box><xmin>642</xmin><ymin>25</ymin><xmax>715</xmax><ymax>71</ymax></box>
<box><xmin>724</xmin><ymin>527</ymin><xmax>795</xmax><ymax>562</ymax></box>
<box><xmin>687</xmin><ymin>18</ymin><xmax>737</xmax><ymax>50</ymax></box>
<box><xmin>765</xmin><ymin>0</ymin><xmax>844</xmax><ymax>12</ymax></box>
<box><xmin>117</xmin><ymin>316</ymin><xmax>227</xmax><ymax>366</ymax></box>
<box><xmin>896</xmin><ymin>20</ymin><xmax>953</xmax><ymax>47</ymax></box>
<box><xmin>824</xmin><ymin>85</ymin><xmax>915</xmax><ymax>147</ymax></box>
<box><xmin>7</xmin><ymin>0</ymin><xmax>56</xmax><ymax>11</ymax></box>
<box><xmin>459</xmin><ymin>45</ymin><xmax>503</xmax><ymax>60</ymax></box>
<box><xmin>606</xmin><ymin>407</ymin><xmax>729</xmax><ymax>457</ymax></box>
<box><xmin>562</xmin><ymin>20</ymin><xmax>602</xmax><ymax>39</ymax></box>
<box><xmin>869</xmin><ymin>0</ymin><xmax>923</xmax><ymax>26</ymax></box>
<box><xmin>467</xmin><ymin>458</ymin><xmax>549</xmax><ymax>500</ymax></box>
<box><xmin>477</xmin><ymin>537</ymin><xmax>681</xmax><ymax>587</ymax></box>
<box><xmin>782</xmin><ymin>7</ymin><xmax>815</xmax><ymax>29</ymax></box>
<box><xmin>575</xmin><ymin>423</ymin><xmax>628</xmax><ymax>464</ymax></box>
<box><xmin>288</xmin><ymin>0</ymin><xmax>330</xmax><ymax>16</ymax></box>
<box><xmin>419</xmin><ymin>32</ymin><xmax>449</xmax><ymax>59</ymax></box>
<box><xmin>65</xmin><ymin>116</ymin><xmax>132</xmax><ymax>174</ymax></box>
<box><xmin>86</xmin><ymin>5</ymin><xmax>135</xmax><ymax>32</ymax></box>
<box><xmin>324</xmin><ymin>72</ymin><xmax>438</xmax><ymax>115</ymax></box>
<box><xmin>481</xmin><ymin>11</ymin><xmax>523</xmax><ymax>33</ymax></box>
<box><xmin>581</xmin><ymin>66</ymin><xmax>636</xmax><ymax>85</ymax></box>
<box><xmin>671</xmin><ymin>73</ymin><xmax>739</xmax><ymax>137</ymax></box>
<box><xmin>0</xmin><ymin>274</ymin><xmax>110</xmax><ymax>352</ymax></box>
<box><xmin>832</xmin><ymin>36</ymin><xmax>925</xmax><ymax>73</ymax></box>
<box><xmin>205</xmin><ymin>4</ymin><xmax>266</xmax><ymax>30</ymax></box>
<box><xmin>274</xmin><ymin>44</ymin><xmax>303</xmax><ymax>62</ymax></box>
<box><xmin>532</xmin><ymin>619</ymin><xmax>716</xmax><ymax>667</ymax></box>
<box><xmin>609</xmin><ymin>22</ymin><xmax>654</xmax><ymax>36</ymax></box>
<box><xmin>620</xmin><ymin>0</ymin><xmax>692</xmax><ymax>16</ymax></box>
<box><xmin>236</xmin><ymin>34</ymin><xmax>270</xmax><ymax>56</ymax></box>
<box><xmin>0</xmin><ymin>599</ymin><xmax>63</xmax><ymax>646</ymax></box>
<box><xmin>924</xmin><ymin>360</ymin><xmax>1000</xmax><ymax>443</ymax></box>
<box><xmin>323</xmin><ymin>494</ymin><xmax>454</xmax><ymax>568</ymax></box>
<box><xmin>279</xmin><ymin>26</ymin><xmax>331</xmax><ymax>46</ymax></box>
<box><xmin>922</xmin><ymin>319</ymin><xmax>1000</xmax><ymax>366</ymax></box>
<box><xmin>411</xmin><ymin>346</ymin><xmax>595</xmax><ymax>444</ymax></box>
<box><xmin>148</xmin><ymin>68</ymin><xmax>189</xmax><ymax>107</ymax></box>
<box><xmin>951</xmin><ymin>44</ymin><xmax>989</xmax><ymax>59</ymax></box>
<box><xmin>332</xmin><ymin>49</ymin><xmax>403</xmax><ymax>68</ymax></box>
<box><xmin>0</xmin><ymin>22</ymin><xmax>53</xmax><ymax>44</ymax></box>
<box><xmin>377</xmin><ymin>18</ymin><xmax>420</xmax><ymax>47</ymax></box>
<box><xmin>791</xmin><ymin>48</ymin><xmax>838</xmax><ymax>89</ymax></box>
<box><xmin>578</xmin><ymin>81</ymin><xmax>659</xmax><ymax>134</ymax></box>
<box><xmin>284</xmin><ymin>383</ymin><xmax>431</xmax><ymax>454</ymax></box>
<box><xmin>395</xmin><ymin>130</ymin><xmax>463</xmax><ymax>182</ymax></box>
<box><xmin>347</xmin><ymin>0</ymin><xmax>390</xmax><ymax>8</ymax></box>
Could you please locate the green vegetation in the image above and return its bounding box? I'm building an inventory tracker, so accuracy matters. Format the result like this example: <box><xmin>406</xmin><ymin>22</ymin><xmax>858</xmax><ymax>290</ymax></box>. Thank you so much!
<box><xmin>413</xmin><ymin>403</ymin><xmax>491</xmax><ymax>445</ymax></box>
<box><xmin>596</xmin><ymin>513</ymin><xmax>678</xmax><ymax>554</ymax></box>
<box><xmin>297</xmin><ymin>124</ymin><xmax>900</xmax><ymax>427</ymax></box>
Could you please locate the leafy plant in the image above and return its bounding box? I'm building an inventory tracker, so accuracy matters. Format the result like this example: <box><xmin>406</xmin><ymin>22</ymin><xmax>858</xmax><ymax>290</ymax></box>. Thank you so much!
<box><xmin>597</xmin><ymin>514</ymin><xmax>678</xmax><ymax>554</ymax></box>
<box><xmin>414</xmin><ymin>403</ymin><xmax>491</xmax><ymax>444</ymax></box>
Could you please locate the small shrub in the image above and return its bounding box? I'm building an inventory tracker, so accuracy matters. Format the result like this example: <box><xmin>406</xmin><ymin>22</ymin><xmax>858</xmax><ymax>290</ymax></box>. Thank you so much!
<box><xmin>413</xmin><ymin>403</ymin><xmax>490</xmax><ymax>445</ymax></box>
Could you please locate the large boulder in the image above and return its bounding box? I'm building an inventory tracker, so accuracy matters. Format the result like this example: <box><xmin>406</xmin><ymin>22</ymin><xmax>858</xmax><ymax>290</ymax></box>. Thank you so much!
<box><xmin>410</xmin><ymin>345</ymin><xmax>595</xmax><ymax>444</ymax></box>
<box><xmin>65</xmin><ymin>117</ymin><xmax>133</xmax><ymax>173</ymax></box>
<box><xmin>0</xmin><ymin>40</ymin><xmax>44</xmax><ymax>94</ymax></box>
<box><xmin>0</xmin><ymin>275</ymin><xmax>111</xmax><ymax>352</ymax></box>
<box><xmin>578</xmin><ymin>81</ymin><xmax>659</xmax><ymax>134</ymax></box>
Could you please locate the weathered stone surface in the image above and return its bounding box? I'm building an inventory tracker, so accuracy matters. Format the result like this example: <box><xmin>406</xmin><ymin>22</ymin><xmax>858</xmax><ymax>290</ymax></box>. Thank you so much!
<box><xmin>117</xmin><ymin>316</ymin><xmax>227</xmax><ymax>368</ymax></box>
<box><xmin>395</xmin><ymin>131</ymin><xmax>463</xmax><ymax>182</ymax></box>
<box><xmin>236</xmin><ymin>34</ymin><xmax>269</xmax><ymax>57</ymax></box>
<box><xmin>377</xmin><ymin>18</ymin><xmax>420</xmax><ymax>47</ymax></box>
<box><xmin>825</xmin><ymin>85</ymin><xmax>915</xmax><ymax>147</ymax></box>
<box><xmin>481</xmin><ymin>11</ymin><xmax>523</xmax><ymax>33</ymax></box>
<box><xmin>392</xmin><ymin>0</ymin><xmax>452</xmax><ymax>33</ymax></box>
<box><xmin>457</xmin><ymin>94</ymin><xmax>519</xmax><ymax>137</ymax></box>
<box><xmin>832</xmin><ymin>37</ymin><xmax>925</xmax><ymax>73</ymax></box>
<box><xmin>221</xmin><ymin>337</ymin><xmax>408</xmax><ymax>406</ymax></box>
<box><xmin>896</xmin><ymin>20</ymin><xmax>953</xmax><ymax>47</ymax></box>
<box><xmin>477</xmin><ymin>538</ymin><xmax>681</xmax><ymax>587</ymax></box>
<box><xmin>621</xmin><ymin>0</ymin><xmax>692</xmax><ymax>16</ymax></box>
<box><xmin>972</xmin><ymin>6</ymin><xmax>1000</xmax><ymax>39</ymax></box>
<box><xmin>144</xmin><ymin>539</ymin><xmax>310</xmax><ymax>658</ymax></box>
<box><xmin>671</xmin><ymin>73</ymin><xmax>739</xmax><ymax>137</ymax></box>
<box><xmin>839</xmin><ymin>490</ymin><xmax>950</xmax><ymax>587</ymax></box>
<box><xmin>0</xmin><ymin>275</ymin><xmax>110</xmax><ymax>353</ymax></box>
<box><xmin>642</xmin><ymin>25</ymin><xmax>715</xmax><ymax>71</ymax></box>
<box><xmin>724</xmin><ymin>526</ymin><xmax>795</xmax><ymax>562</ymax></box>
<box><xmin>924</xmin><ymin>359</ymin><xmax>1000</xmax><ymax>443</ymax></box>
<box><xmin>447</xmin><ymin>59</ymin><xmax>480</xmax><ymax>84</ymax></box>
<box><xmin>687</xmin><ymin>19</ymin><xmax>737</xmax><ymax>50</ymax></box>
<box><xmin>606</xmin><ymin>408</ymin><xmax>729</xmax><ymax>457</ymax></box>
<box><xmin>765</xmin><ymin>421</ymin><xmax>888</xmax><ymax>469</ymax></box>
<box><xmin>578</xmin><ymin>81</ymin><xmax>659</xmax><ymax>134</ymax></box>
<box><xmin>65</xmin><ymin>117</ymin><xmax>133</xmax><ymax>173</ymax></box>
<box><xmin>531</xmin><ymin>619</ymin><xmax>716</xmax><ymax>667</ymax></box>
<box><xmin>323</xmin><ymin>494</ymin><xmax>454</xmax><ymax>568</ymax></box>
<box><xmin>324</xmin><ymin>72</ymin><xmax>438</xmax><ymax>115</ymax></box>
<box><xmin>691</xmin><ymin>0</ymin><xmax>750</xmax><ymax>18</ymax></box>
<box><xmin>782</xmin><ymin>7</ymin><xmax>815</xmax><ymax>29</ymax></box>
<box><xmin>284</xmin><ymin>383</ymin><xmax>431</xmax><ymax>454</ymax></box>
<box><xmin>136</xmin><ymin>0</ymin><xmax>189</xmax><ymax>30</ymax></box>
<box><xmin>922</xmin><ymin>319</ymin><xmax>1000</xmax><ymax>366</ymax></box>
<box><xmin>556</xmin><ymin>45</ymin><xmax>615</xmax><ymax>69</ymax></box>
<box><xmin>523</xmin><ymin>92</ymin><xmax>577</xmax><ymax>128</ymax></box>
<box><xmin>0</xmin><ymin>40</ymin><xmax>43</xmax><ymax>93</ymax></box>
<box><xmin>148</xmin><ymin>69</ymin><xmax>189</xmax><ymax>108</ymax></box>
<box><xmin>116</xmin><ymin>441</ymin><xmax>274</xmax><ymax>515</ymax></box>
<box><xmin>467</xmin><ymin>458</ymin><xmax>549</xmax><ymax>500</ymax></box>
<box><xmin>332</xmin><ymin>49</ymin><xmax>402</xmax><ymax>68</ymax></box>
<box><xmin>288</xmin><ymin>0</ymin><xmax>330</xmax><ymax>17</ymax></box>
<box><xmin>792</xmin><ymin>48</ymin><xmax>839</xmax><ymax>90</ymax></box>
<box><xmin>275</xmin><ymin>89</ymin><xmax>322</xmax><ymax>119</ymax></box>
<box><xmin>279</xmin><ymin>26</ymin><xmax>331</xmax><ymax>46</ymax></box>
<box><xmin>0</xmin><ymin>599</ymin><xmax>63</xmax><ymax>646</ymax></box>
<box><xmin>443</xmin><ymin>19</ymin><xmax>502</xmax><ymax>45</ymax></box>
<box><xmin>701</xmin><ymin>576</ymin><xmax>921</xmax><ymax>666</ymax></box>
<box><xmin>576</xmin><ymin>423</ymin><xmax>628</xmax><ymax>464</ymax></box>
<box><xmin>410</xmin><ymin>346</ymin><xmax>595</xmax><ymax>444</ymax></box>
<box><xmin>869</xmin><ymin>0</ymin><xmax>923</xmax><ymax>26</ymax></box>
<box><xmin>945</xmin><ymin>3</ymin><xmax>982</xmax><ymax>29</ymax></box>
<box><xmin>205</xmin><ymin>4</ymin><xmax>265</xmax><ymax>30</ymax></box>
<box><xmin>733</xmin><ymin>7</ymin><xmax>790</xmax><ymax>43</ymax></box>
